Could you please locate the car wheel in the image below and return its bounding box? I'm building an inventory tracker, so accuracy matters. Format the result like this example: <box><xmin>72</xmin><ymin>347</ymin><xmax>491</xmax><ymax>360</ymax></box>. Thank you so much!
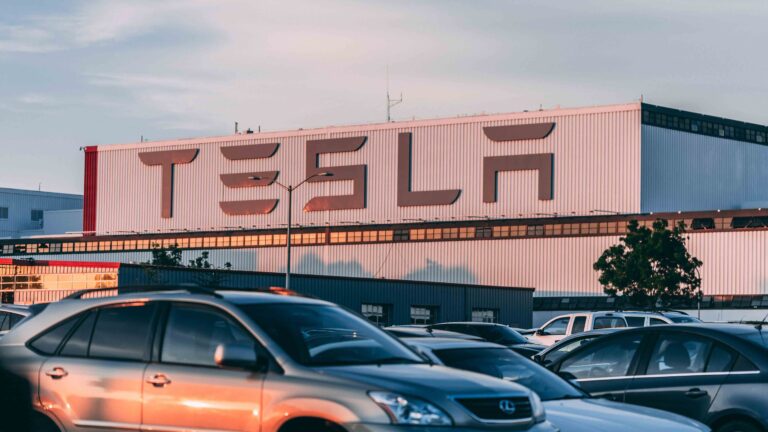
<box><xmin>31</xmin><ymin>412</ymin><xmax>62</xmax><ymax>432</ymax></box>
<box><xmin>716</xmin><ymin>419</ymin><xmax>762</xmax><ymax>432</ymax></box>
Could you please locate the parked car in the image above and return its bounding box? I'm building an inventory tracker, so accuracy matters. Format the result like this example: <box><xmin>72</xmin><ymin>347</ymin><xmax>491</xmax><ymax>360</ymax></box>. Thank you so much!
<box><xmin>404</xmin><ymin>337</ymin><xmax>708</xmax><ymax>432</ymax></box>
<box><xmin>0</xmin><ymin>287</ymin><xmax>557</xmax><ymax>432</ymax></box>
<box><xmin>383</xmin><ymin>325</ymin><xmax>483</xmax><ymax>340</ymax></box>
<box><xmin>533</xmin><ymin>328</ymin><xmax>627</xmax><ymax>366</ymax></box>
<box><xmin>426</xmin><ymin>322</ymin><xmax>547</xmax><ymax>357</ymax></box>
<box><xmin>0</xmin><ymin>304</ymin><xmax>34</xmax><ymax>337</ymax></box>
<box><xmin>545</xmin><ymin>324</ymin><xmax>768</xmax><ymax>432</ymax></box>
<box><xmin>528</xmin><ymin>311</ymin><xmax>676</xmax><ymax>346</ymax></box>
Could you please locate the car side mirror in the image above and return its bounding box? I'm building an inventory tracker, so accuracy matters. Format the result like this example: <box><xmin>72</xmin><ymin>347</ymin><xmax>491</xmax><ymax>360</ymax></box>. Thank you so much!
<box><xmin>215</xmin><ymin>343</ymin><xmax>260</xmax><ymax>370</ymax></box>
<box><xmin>532</xmin><ymin>354</ymin><xmax>543</xmax><ymax>363</ymax></box>
<box><xmin>557</xmin><ymin>371</ymin><xmax>578</xmax><ymax>381</ymax></box>
<box><xmin>535</xmin><ymin>329</ymin><xmax>547</xmax><ymax>336</ymax></box>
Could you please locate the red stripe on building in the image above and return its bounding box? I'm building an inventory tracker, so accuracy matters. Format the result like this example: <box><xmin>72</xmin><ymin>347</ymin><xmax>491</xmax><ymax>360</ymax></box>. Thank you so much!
<box><xmin>83</xmin><ymin>146</ymin><xmax>99</xmax><ymax>235</ymax></box>
<box><xmin>0</xmin><ymin>258</ymin><xmax>121</xmax><ymax>269</ymax></box>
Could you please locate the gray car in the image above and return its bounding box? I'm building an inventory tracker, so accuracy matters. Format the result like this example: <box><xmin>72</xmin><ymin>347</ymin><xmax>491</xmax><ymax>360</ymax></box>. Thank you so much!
<box><xmin>0</xmin><ymin>304</ymin><xmax>33</xmax><ymax>337</ymax></box>
<box><xmin>404</xmin><ymin>337</ymin><xmax>709</xmax><ymax>432</ymax></box>
<box><xmin>0</xmin><ymin>287</ymin><xmax>557</xmax><ymax>432</ymax></box>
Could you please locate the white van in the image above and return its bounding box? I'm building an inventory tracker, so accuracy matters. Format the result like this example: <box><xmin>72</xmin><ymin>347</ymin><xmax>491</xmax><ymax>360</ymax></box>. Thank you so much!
<box><xmin>528</xmin><ymin>311</ymin><xmax>675</xmax><ymax>346</ymax></box>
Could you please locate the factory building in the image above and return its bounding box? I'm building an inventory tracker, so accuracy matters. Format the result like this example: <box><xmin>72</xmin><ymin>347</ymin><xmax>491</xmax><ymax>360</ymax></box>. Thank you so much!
<box><xmin>2</xmin><ymin>101</ymin><xmax>768</xmax><ymax>324</ymax></box>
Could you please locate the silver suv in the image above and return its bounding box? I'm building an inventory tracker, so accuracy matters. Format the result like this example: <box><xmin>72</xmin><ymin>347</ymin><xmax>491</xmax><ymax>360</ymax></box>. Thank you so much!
<box><xmin>0</xmin><ymin>287</ymin><xmax>556</xmax><ymax>432</ymax></box>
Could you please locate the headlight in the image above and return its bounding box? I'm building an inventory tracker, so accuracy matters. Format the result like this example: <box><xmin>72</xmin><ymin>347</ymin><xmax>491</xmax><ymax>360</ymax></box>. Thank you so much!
<box><xmin>369</xmin><ymin>391</ymin><xmax>453</xmax><ymax>426</ymax></box>
<box><xmin>529</xmin><ymin>391</ymin><xmax>546</xmax><ymax>423</ymax></box>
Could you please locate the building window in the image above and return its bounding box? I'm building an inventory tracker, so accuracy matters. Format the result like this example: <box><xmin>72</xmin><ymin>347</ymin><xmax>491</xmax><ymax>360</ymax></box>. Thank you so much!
<box><xmin>31</xmin><ymin>209</ymin><xmax>43</xmax><ymax>222</ymax></box>
<box><xmin>0</xmin><ymin>207</ymin><xmax>8</xmax><ymax>219</ymax></box>
<box><xmin>471</xmin><ymin>308</ymin><xmax>498</xmax><ymax>323</ymax></box>
<box><xmin>410</xmin><ymin>305</ymin><xmax>438</xmax><ymax>325</ymax></box>
<box><xmin>361</xmin><ymin>303</ymin><xmax>391</xmax><ymax>327</ymax></box>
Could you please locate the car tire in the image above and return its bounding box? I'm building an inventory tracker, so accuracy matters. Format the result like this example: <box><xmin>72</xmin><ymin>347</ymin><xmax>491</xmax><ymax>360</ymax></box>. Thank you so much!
<box><xmin>31</xmin><ymin>412</ymin><xmax>62</xmax><ymax>432</ymax></box>
<box><xmin>716</xmin><ymin>419</ymin><xmax>762</xmax><ymax>432</ymax></box>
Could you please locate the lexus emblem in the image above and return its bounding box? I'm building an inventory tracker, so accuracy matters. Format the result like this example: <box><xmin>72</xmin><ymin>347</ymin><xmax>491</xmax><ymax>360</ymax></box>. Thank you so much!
<box><xmin>498</xmin><ymin>399</ymin><xmax>517</xmax><ymax>415</ymax></box>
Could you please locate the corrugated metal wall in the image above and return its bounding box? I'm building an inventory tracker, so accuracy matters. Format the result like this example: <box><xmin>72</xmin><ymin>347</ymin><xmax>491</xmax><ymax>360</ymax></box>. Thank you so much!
<box><xmin>26</xmin><ymin>228</ymin><xmax>768</xmax><ymax>298</ymax></box>
<box><xmin>93</xmin><ymin>104</ymin><xmax>642</xmax><ymax>233</ymax></box>
<box><xmin>641</xmin><ymin>125</ymin><xmax>768</xmax><ymax>212</ymax></box>
<box><xmin>0</xmin><ymin>189</ymin><xmax>83</xmax><ymax>238</ymax></box>
<box><xmin>117</xmin><ymin>265</ymin><xmax>533</xmax><ymax>327</ymax></box>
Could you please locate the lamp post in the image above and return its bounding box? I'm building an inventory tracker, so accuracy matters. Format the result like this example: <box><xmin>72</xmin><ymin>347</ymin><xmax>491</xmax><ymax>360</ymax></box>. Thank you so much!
<box><xmin>249</xmin><ymin>172</ymin><xmax>333</xmax><ymax>290</ymax></box>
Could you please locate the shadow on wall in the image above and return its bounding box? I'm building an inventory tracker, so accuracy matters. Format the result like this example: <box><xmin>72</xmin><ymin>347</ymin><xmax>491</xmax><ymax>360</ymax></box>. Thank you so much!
<box><xmin>288</xmin><ymin>253</ymin><xmax>374</xmax><ymax>278</ymax></box>
<box><xmin>402</xmin><ymin>259</ymin><xmax>477</xmax><ymax>284</ymax></box>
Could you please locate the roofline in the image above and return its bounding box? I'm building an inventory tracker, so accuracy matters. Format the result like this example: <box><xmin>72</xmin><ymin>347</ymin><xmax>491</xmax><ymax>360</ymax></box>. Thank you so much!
<box><xmin>4</xmin><ymin>207</ymin><xmax>766</xmax><ymax>243</ymax></box>
<box><xmin>92</xmin><ymin>101</ymin><xmax>642</xmax><ymax>152</ymax></box>
<box><xmin>117</xmin><ymin>263</ymin><xmax>535</xmax><ymax>291</ymax></box>
<box><xmin>0</xmin><ymin>187</ymin><xmax>83</xmax><ymax>199</ymax></box>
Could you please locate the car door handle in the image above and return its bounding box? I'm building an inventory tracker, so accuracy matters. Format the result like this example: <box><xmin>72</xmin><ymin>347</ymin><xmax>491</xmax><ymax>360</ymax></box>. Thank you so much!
<box><xmin>45</xmin><ymin>367</ymin><xmax>68</xmax><ymax>379</ymax></box>
<box><xmin>685</xmin><ymin>388</ymin><xmax>707</xmax><ymax>398</ymax></box>
<box><xmin>146</xmin><ymin>374</ymin><xmax>172</xmax><ymax>387</ymax></box>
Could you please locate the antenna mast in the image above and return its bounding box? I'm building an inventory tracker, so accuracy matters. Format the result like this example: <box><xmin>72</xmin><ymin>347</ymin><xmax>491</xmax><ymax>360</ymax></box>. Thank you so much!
<box><xmin>386</xmin><ymin>66</ymin><xmax>403</xmax><ymax>122</ymax></box>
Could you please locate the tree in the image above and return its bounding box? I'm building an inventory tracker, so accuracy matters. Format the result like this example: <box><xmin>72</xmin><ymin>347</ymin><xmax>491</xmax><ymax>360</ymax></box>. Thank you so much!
<box><xmin>189</xmin><ymin>251</ymin><xmax>233</xmax><ymax>288</ymax></box>
<box><xmin>147</xmin><ymin>243</ymin><xmax>183</xmax><ymax>267</ymax></box>
<box><xmin>593</xmin><ymin>219</ymin><xmax>702</xmax><ymax>309</ymax></box>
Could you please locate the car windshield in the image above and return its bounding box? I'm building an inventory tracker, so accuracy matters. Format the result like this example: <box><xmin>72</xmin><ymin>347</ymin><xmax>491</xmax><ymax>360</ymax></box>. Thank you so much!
<box><xmin>476</xmin><ymin>325</ymin><xmax>528</xmax><ymax>345</ymax></box>
<box><xmin>433</xmin><ymin>347</ymin><xmax>585</xmax><ymax>401</ymax></box>
<box><xmin>238</xmin><ymin>303</ymin><xmax>424</xmax><ymax>367</ymax></box>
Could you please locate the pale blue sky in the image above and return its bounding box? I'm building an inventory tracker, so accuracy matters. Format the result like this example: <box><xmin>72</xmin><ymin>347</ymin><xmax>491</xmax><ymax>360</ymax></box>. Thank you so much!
<box><xmin>1</xmin><ymin>0</ymin><xmax>766</xmax><ymax>194</ymax></box>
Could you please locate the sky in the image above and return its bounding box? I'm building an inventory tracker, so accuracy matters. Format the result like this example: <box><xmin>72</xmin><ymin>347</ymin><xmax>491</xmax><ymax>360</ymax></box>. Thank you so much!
<box><xmin>1</xmin><ymin>0</ymin><xmax>767</xmax><ymax>194</ymax></box>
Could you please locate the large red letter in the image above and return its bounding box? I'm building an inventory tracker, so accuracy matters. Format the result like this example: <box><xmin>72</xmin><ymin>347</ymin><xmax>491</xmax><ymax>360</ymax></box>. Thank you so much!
<box><xmin>304</xmin><ymin>137</ymin><xmax>367</xmax><ymax>211</ymax></box>
<box><xmin>219</xmin><ymin>143</ymin><xmax>280</xmax><ymax>215</ymax></box>
<box><xmin>397</xmin><ymin>132</ymin><xmax>460</xmax><ymax>207</ymax></box>
<box><xmin>138</xmin><ymin>149</ymin><xmax>199</xmax><ymax>218</ymax></box>
<box><xmin>481</xmin><ymin>123</ymin><xmax>555</xmax><ymax>203</ymax></box>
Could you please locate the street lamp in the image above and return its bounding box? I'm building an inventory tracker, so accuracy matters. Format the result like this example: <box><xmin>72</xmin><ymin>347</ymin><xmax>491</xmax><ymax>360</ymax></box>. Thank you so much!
<box><xmin>249</xmin><ymin>172</ymin><xmax>333</xmax><ymax>290</ymax></box>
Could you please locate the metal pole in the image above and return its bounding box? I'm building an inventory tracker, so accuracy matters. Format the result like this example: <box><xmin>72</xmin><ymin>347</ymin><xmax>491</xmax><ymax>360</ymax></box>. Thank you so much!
<box><xmin>286</xmin><ymin>185</ymin><xmax>293</xmax><ymax>290</ymax></box>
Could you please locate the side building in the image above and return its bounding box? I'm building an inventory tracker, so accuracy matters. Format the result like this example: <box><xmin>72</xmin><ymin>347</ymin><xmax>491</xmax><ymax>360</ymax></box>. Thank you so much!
<box><xmin>0</xmin><ymin>188</ymin><xmax>83</xmax><ymax>238</ymax></box>
<box><xmin>2</xmin><ymin>102</ymin><xmax>768</xmax><ymax>325</ymax></box>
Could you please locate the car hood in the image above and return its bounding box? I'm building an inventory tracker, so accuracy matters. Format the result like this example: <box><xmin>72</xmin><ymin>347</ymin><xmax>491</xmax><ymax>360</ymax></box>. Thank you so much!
<box><xmin>543</xmin><ymin>398</ymin><xmax>709</xmax><ymax>432</ymax></box>
<box><xmin>317</xmin><ymin>364</ymin><xmax>532</xmax><ymax>397</ymax></box>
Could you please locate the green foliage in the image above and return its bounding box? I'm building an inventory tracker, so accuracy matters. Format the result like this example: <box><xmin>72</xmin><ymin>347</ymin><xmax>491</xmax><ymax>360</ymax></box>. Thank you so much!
<box><xmin>146</xmin><ymin>243</ymin><xmax>183</xmax><ymax>267</ymax></box>
<box><xmin>593</xmin><ymin>219</ymin><xmax>703</xmax><ymax>309</ymax></box>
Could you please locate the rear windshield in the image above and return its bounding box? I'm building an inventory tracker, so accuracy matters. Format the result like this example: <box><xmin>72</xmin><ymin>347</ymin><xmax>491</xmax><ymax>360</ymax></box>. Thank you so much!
<box><xmin>593</xmin><ymin>317</ymin><xmax>626</xmax><ymax>329</ymax></box>
<box><xmin>475</xmin><ymin>325</ymin><xmax>528</xmax><ymax>345</ymax></box>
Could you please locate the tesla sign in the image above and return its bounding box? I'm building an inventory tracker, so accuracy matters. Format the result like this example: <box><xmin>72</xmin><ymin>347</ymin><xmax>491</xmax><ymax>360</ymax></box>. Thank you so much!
<box><xmin>139</xmin><ymin>123</ymin><xmax>555</xmax><ymax>219</ymax></box>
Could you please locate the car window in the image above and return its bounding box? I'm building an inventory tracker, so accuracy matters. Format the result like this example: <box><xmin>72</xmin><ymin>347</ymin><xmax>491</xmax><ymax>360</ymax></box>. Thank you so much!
<box><xmin>8</xmin><ymin>313</ymin><xmax>23</xmax><ymax>328</ymax></box>
<box><xmin>732</xmin><ymin>355</ymin><xmax>758</xmax><ymax>372</ymax></box>
<box><xmin>667</xmin><ymin>315</ymin><xmax>700</xmax><ymax>323</ymax></box>
<box><xmin>625</xmin><ymin>317</ymin><xmax>645</xmax><ymax>327</ymax></box>
<box><xmin>434</xmin><ymin>348</ymin><xmax>584</xmax><ymax>401</ymax></box>
<box><xmin>89</xmin><ymin>303</ymin><xmax>157</xmax><ymax>361</ymax></box>
<box><xmin>571</xmin><ymin>316</ymin><xmax>587</xmax><ymax>334</ymax></box>
<box><xmin>559</xmin><ymin>333</ymin><xmax>643</xmax><ymax>379</ymax></box>
<box><xmin>705</xmin><ymin>344</ymin><xmax>736</xmax><ymax>373</ymax></box>
<box><xmin>60</xmin><ymin>311</ymin><xmax>97</xmax><ymax>357</ymax></box>
<box><xmin>29</xmin><ymin>315</ymin><xmax>80</xmax><ymax>355</ymax></box>
<box><xmin>646</xmin><ymin>333</ymin><xmax>711</xmax><ymax>375</ymax></box>
<box><xmin>593</xmin><ymin>317</ymin><xmax>626</xmax><ymax>329</ymax></box>
<box><xmin>162</xmin><ymin>303</ymin><xmax>256</xmax><ymax>367</ymax></box>
<box><xmin>545</xmin><ymin>336</ymin><xmax>597</xmax><ymax>364</ymax></box>
<box><xmin>542</xmin><ymin>317</ymin><xmax>570</xmax><ymax>336</ymax></box>
<box><xmin>649</xmin><ymin>318</ymin><xmax>667</xmax><ymax>326</ymax></box>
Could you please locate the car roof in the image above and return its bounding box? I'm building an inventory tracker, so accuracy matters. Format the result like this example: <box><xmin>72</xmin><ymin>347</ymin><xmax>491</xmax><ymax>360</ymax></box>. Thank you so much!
<box><xmin>402</xmin><ymin>337</ymin><xmax>506</xmax><ymax>350</ymax></box>
<box><xmin>433</xmin><ymin>321</ymin><xmax>506</xmax><ymax>327</ymax></box>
